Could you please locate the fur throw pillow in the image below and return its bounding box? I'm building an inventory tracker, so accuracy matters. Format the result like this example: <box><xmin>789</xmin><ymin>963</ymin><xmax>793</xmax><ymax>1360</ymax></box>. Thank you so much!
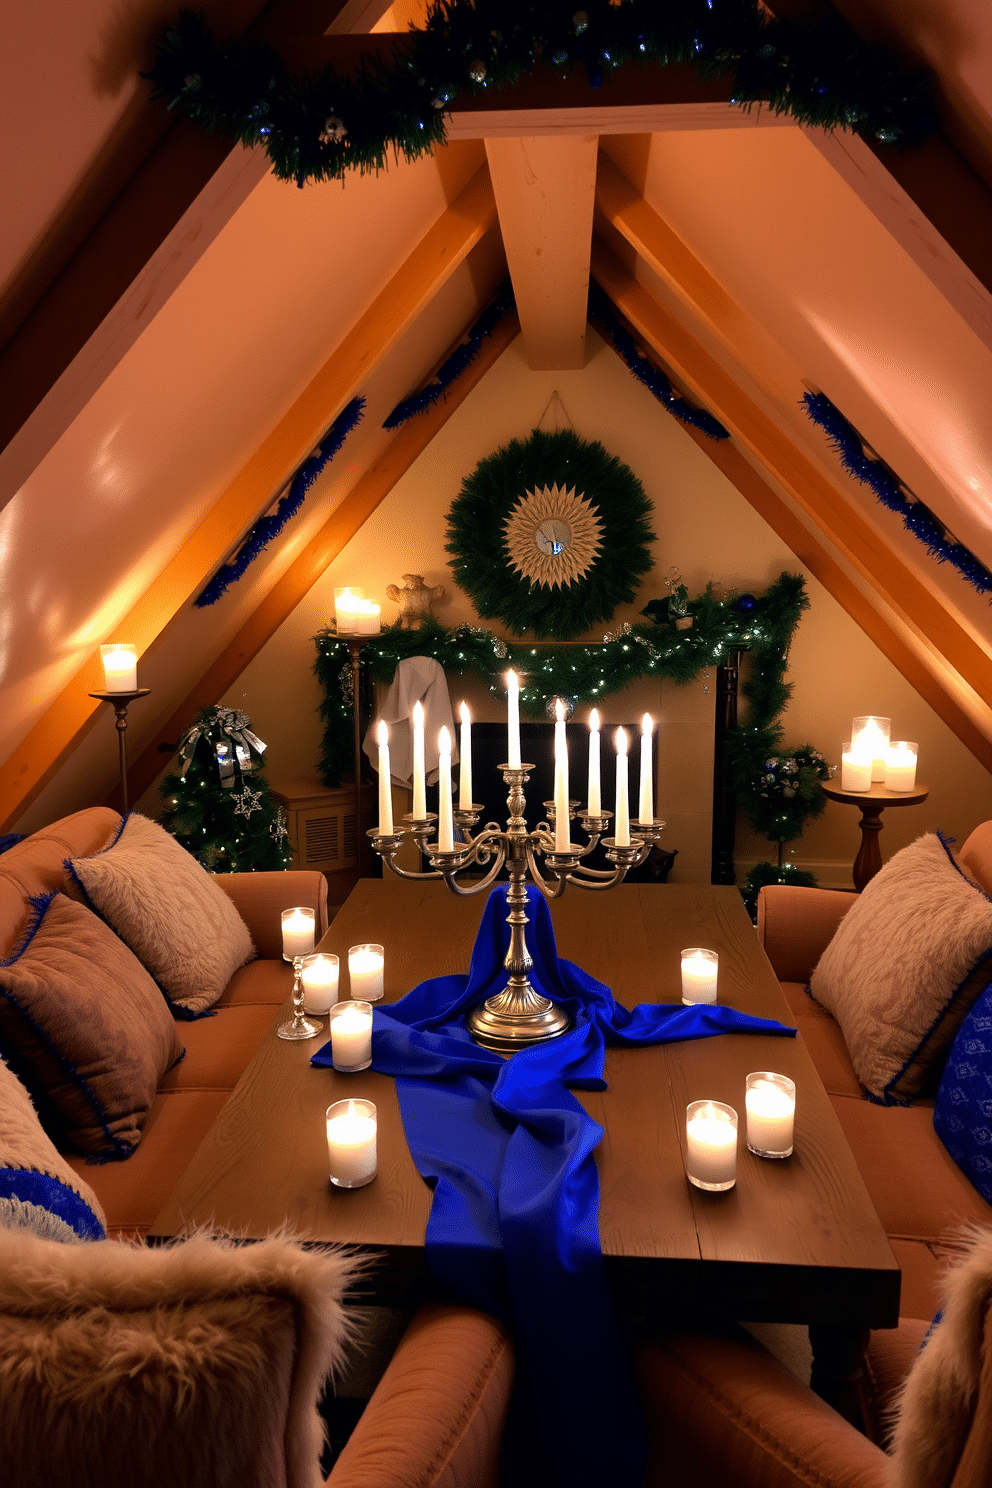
<box><xmin>809</xmin><ymin>834</ymin><xmax>992</xmax><ymax>1103</ymax></box>
<box><xmin>66</xmin><ymin>813</ymin><xmax>255</xmax><ymax>1017</ymax></box>
<box><xmin>0</xmin><ymin>1226</ymin><xmax>360</xmax><ymax>1488</ymax></box>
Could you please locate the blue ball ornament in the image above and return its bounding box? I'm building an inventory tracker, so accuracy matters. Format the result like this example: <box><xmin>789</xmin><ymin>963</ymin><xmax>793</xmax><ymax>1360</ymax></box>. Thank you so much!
<box><xmin>736</xmin><ymin>593</ymin><xmax>757</xmax><ymax>614</ymax></box>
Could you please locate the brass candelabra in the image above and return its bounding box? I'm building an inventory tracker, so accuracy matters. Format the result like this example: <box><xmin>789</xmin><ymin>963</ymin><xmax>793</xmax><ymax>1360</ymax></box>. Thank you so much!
<box><xmin>369</xmin><ymin>763</ymin><xmax>665</xmax><ymax>1053</ymax></box>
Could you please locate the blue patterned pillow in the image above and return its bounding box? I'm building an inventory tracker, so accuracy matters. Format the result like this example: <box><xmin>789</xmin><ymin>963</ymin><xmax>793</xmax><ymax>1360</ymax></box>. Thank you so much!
<box><xmin>934</xmin><ymin>980</ymin><xmax>992</xmax><ymax>1202</ymax></box>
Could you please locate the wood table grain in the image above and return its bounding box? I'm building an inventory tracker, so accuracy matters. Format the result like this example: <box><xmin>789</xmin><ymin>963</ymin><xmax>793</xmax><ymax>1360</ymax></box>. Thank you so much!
<box><xmin>151</xmin><ymin>880</ymin><xmax>899</xmax><ymax>1386</ymax></box>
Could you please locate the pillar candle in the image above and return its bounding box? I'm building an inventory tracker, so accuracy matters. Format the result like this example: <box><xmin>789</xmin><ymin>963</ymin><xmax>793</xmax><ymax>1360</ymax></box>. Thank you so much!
<box><xmin>355</xmin><ymin>599</ymin><xmax>380</xmax><ymax>635</ymax></box>
<box><xmin>587</xmin><ymin>708</ymin><xmax>601</xmax><ymax>816</ymax></box>
<box><xmin>506</xmin><ymin>670</ymin><xmax>521</xmax><ymax>769</ymax></box>
<box><xmin>328</xmin><ymin>1002</ymin><xmax>373</xmax><ymax>1071</ymax></box>
<box><xmin>334</xmin><ymin>587</ymin><xmax>362</xmax><ymax>633</ymax></box>
<box><xmin>411</xmin><ymin>700</ymin><xmax>426</xmax><ymax>818</ymax></box>
<box><xmin>745</xmin><ymin>1073</ymin><xmax>795</xmax><ymax>1158</ymax></box>
<box><xmin>841</xmin><ymin>745</ymin><xmax>873</xmax><ymax>792</ymax></box>
<box><xmin>326</xmin><ymin>1099</ymin><xmax>377</xmax><ymax>1188</ymax></box>
<box><xmin>300</xmin><ymin>953</ymin><xmax>339</xmax><ymax>1014</ymax></box>
<box><xmin>851</xmin><ymin>716</ymin><xmax>891</xmax><ymax>782</ymax></box>
<box><xmin>614</xmin><ymin>728</ymin><xmax>630</xmax><ymax>847</ymax></box>
<box><xmin>348</xmin><ymin>945</ymin><xmax>384</xmax><ymax>1002</ymax></box>
<box><xmin>281</xmin><ymin>906</ymin><xmax>315</xmax><ymax>961</ymax></box>
<box><xmin>100</xmin><ymin>644</ymin><xmax>138</xmax><ymax>692</ymax></box>
<box><xmin>638</xmin><ymin>713</ymin><xmax>654</xmax><ymax>824</ymax></box>
<box><xmin>884</xmin><ymin>742</ymin><xmax>918</xmax><ymax>792</ymax></box>
<box><xmin>458</xmin><ymin>702</ymin><xmax>473</xmax><ymax>809</ymax></box>
<box><xmin>553</xmin><ymin>699</ymin><xmax>569</xmax><ymax>852</ymax></box>
<box><xmin>438</xmin><ymin>726</ymin><xmax>454</xmax><ymax>851</ymax></box>
<box><xmin>376</xmin><ymin>720</ymin><xmax>393</xmax><ymax>834</ymax></box>
<box><xmin>685</xmin><ymin>1101</ymin><xmax>738</xmax><ymax>1190</ymax></box>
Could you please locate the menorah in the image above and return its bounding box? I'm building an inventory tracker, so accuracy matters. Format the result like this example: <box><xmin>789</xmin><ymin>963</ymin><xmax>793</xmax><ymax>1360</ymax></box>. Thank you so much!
<box><xmin>369</xmin><ymin>761</ymin><xmax>665</xmax><ymax>1053</ymax></box>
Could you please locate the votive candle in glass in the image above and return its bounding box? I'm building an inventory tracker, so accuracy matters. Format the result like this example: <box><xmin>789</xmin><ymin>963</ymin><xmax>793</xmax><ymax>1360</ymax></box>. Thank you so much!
<box><xmin>328</xmin><ymin>1001</ymin><xmax>373</xmax><ymax>1072</ymax></box>
<box><xmin>334</xmin><ymin>587</ymin><xmax>363</xmax><ymax>634</ymax></box>
<box><xmin>884</xmin><ymin>741</ymin><xmax>918</xmax><ymax>792</ymax></box>
<box><xmin>281</xmin><ymin>906</ymin><xmax>316</xmax><ymax>961</ymax></box>
<box><xmin>326</xmin><ymin>1098</ymin><xmax>377</xmax><ymax>1188</ymax></box>
<box><xmin>681</xmin><ymin>948</ymin><xmax>718</xmax><ymax>1004</ymax></box>
<box><xmin>851</xmin><ymin>716</ymin><xmax>891</xmax><ymax>782</ymax></box>
<box><xmin>745</xmin><ymin>1072</ymin><xmax>796</xmax><ymax>1159</ymax></box>
<box><xmin>348</xmin><ymin>944</ymin><xmax>384</xmax><ymax>1002</ymax></box>
<box><xmin>300</xmin><ymin>953</ymin><xmax>340</xmax><ymax>1014</ymax></box>
<box><xmin>685</xmin><ymin>1100</ymin><xmax>738</xmax><ymax>1191</ymax></box>
<box><xmin>840</xmin><ymin>743</ymin><xmax>873</xmax><ymax>792</ymax></box>
<box><xmin>100</xmin><ymin>643</ymin><xmax>138</xmax><ymax>692</ymax></box>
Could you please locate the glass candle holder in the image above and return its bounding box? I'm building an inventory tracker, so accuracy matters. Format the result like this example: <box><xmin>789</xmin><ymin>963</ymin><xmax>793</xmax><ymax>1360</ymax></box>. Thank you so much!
<box><xmin>685</xmin><ymin>1100</ymin><xmax>738</xmax><ymax>1191</ymax></box>
<box><xmin>326</xmin><ymin>1098</ymin><xmax>377</xmax><ymax>1189</ymax></box>
<box><xmin>300</xmin><ymin>953</ymin><xmax>339</xmax><ymax>1014</ymax></box>
<box><xmin>884</xmin><ymin>742</ymin><xmax>918</xmax><ymax>792</ymax></box>
<box><xmin>100</xmin><ymin>643</ymin><xmax>138</xmax><ymax>692</ymax></box>
<box><xmin>349</xmin><ymin>944</ymin><xmax>384</xmax><ymax>1002</ymax></box>
<box><xmin>840</xmin><ymin>743</ymin><xmax>873</xmax><ymax>792</ymax></box>
<box><xmin>281</xmin><ymin>906</ymin><xmax>316</xmax><ymax>961</ymax></box>
<box><xmin>328</xmin><ymin>1001</ymin><xmax>373</xmax><ymax>1072</ymax></box>
<box><xmin>745</xmin><ymin>1072</ymin><xmax>796</xmax><ymax>1159</ymax></box>
<box><xmin>681</xmin><ymin>948</ymin><xmax>718</xmax><ymax>1004</ymax></box>
<box><xmin>334</xmin><ymin>587</ymin><xmax>364</xmax><ymax>634</ymax></box>
<box><xmin>851</xmin><ymin>716</ymin><xmax>891</xmax><ymax>782</ymax></box>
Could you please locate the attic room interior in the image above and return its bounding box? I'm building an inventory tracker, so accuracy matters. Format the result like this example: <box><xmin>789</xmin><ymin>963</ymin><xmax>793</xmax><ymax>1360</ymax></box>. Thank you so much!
<box><xmin>4</xmin><ymin>1</ymin><xmax>992</xmax><ymax>1485</ymax></box>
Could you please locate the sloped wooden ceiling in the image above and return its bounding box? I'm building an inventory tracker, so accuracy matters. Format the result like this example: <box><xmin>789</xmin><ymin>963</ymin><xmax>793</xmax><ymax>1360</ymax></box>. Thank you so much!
<box><xmin>1</xmin><ymin>0</ymin><xmax>992</xmax><ymax>829</ymax></box>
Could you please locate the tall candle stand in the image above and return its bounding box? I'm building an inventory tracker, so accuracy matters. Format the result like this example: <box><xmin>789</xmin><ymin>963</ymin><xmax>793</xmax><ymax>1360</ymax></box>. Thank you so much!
<box><xmin>369</xmin><ymin>763</ymin><xmax>665</xmax><ymax>1053</ymax></box>
<box><xmin>88</xmin><ymin>688</ymin><xmax>151</xmax><ymax>814</ymax></box>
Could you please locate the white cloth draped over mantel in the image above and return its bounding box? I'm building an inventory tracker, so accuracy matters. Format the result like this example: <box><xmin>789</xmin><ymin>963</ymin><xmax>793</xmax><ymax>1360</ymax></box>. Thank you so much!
<box><xmin>362</xmin><ymin>656</ymin><xmax>458</xmax><ymax>788</ymax></box>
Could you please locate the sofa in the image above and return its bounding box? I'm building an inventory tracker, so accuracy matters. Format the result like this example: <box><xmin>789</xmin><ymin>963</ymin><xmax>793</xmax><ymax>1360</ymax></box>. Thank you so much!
<box><xmin>0</xmin><ymin>807</ymin><xmax>513</xmax><ymax>1487</ymax></box>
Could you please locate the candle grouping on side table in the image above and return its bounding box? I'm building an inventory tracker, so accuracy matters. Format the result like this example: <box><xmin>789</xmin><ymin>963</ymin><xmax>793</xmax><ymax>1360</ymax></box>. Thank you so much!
<box><xmin>100</xmin><ymin>643</ymin><xmax>138</xmax><ymax>693</ymax></box>
<box><xmin>328</xmin><ymin>1001</ymin><xmax>373</xmax><ymax>1072</ymax></box>
<box><xmin>437</xmin><ymin>726</ymin><xmax>454</xmax><ymax>851</ymax></box>
<box><xmin>680</xmin><ymin>948</ymin><xmax>718</xmax><ymax>1005</ymax></box>
<box><xmin>638</xmin><ymin>713</ymin><xmax>654</xmax><ymax>824</ymax></box>
<box><xmin>376</xmin><ymin>721</ymin><xmax>393</xmax><ymax>835</ymax></box>
<box><xmin>685</xmin><ymin>1101</ymin><xmax>738</xmax><ymax>1191</ymax></box>
<box><xmin>459</xmin><ymin>701</ymin><xmax>473</xmax><ymax>809</ymax></box>
<box><xmin>553</xmin><ymin>700</ymin><xmax>570</xmax><ymax>852</ymax></box>
<box><xmin>326</xmin><ymin>1098</ymin><xmax>377</xmax><ymax>1189</ymax></box>
<box><xmin>411</xmin><ymin>701</ymin><xmax>426</xmax><ymax>819</ymax></box>
<box><xmin>281</xmin><ymin>906</ymin><xmax>316</xmax><ymax>961</ymax></box>
<box><xmin>614</xmin><ymin>728</ymin><xmax>630</xmax><ymax>847</ymax></box>
<box><xmin>745</xmin><ymin>1072</ymin><xmax>796</xmax><ymax>1159</ymax></box>
<box><xmin>348</xmin><ymin>944</ymin><xmax>384</xmax><ymax>1002</ymax></box>
<box><xmin>300</xmin><ymin>953</ymin><xmax>340</xmax><ymax>1014</ymax></box>
<box><xmin>587</xmin><ymin>709</ymin><xmax>602</xmax><ymax>817</ymax></box>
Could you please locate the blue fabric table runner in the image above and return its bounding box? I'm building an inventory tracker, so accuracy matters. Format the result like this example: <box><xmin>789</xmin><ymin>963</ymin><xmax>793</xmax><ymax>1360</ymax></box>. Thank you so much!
<box><xmin>313</xmin><ymin>887</ymin><xmax>795</xmax><ymax>1487</ymax></box>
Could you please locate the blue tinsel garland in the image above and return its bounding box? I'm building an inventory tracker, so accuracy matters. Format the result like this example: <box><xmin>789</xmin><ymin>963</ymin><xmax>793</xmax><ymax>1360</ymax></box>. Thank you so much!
<box><xmin>195</xmin><ymin>397</ymin><xmax>365</xmax><ymax>607</ymax></box>
<box><xmin>588</xmin><ymin>283</ymin><xmax>729</xmax><ymax>441</ymax></box>
<box><xmin>802</xmin><ymin>391</ymin><xmax>992</xmax><ymax>598</ymax></box>
<box><xmin>383</xmin><ymin>280</ymin><xmax>516</xmax><ymax>429</ymax></box>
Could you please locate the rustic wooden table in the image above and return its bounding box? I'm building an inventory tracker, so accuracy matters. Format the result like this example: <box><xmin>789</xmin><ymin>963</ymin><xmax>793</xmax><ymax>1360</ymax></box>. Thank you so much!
<box><xmin>151</xmin><ymin>879</ymin><xmax>899</xmax><ymax>1415</ymax></box>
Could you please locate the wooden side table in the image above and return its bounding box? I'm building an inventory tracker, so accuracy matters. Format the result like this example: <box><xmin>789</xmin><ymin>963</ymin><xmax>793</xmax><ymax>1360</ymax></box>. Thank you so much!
<box><xmin>822</xmin><ymin>781</ymin><xmax>929</xmax><ymax>891</ymax></box>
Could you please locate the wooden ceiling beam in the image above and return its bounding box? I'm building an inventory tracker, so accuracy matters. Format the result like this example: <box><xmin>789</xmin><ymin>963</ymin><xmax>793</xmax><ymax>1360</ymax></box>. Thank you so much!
<box><xmin>486</xmin><ymin>135</ymin><xmax>597</xmax><ymax>370</ymax></box>
<box><xmin>591</xmin><ymin>241</ymin><xmax>992</xmax><ymax>716</ymax></box>
<box><xmin>123</xmin><ymin>307</ymin><xmax>521</xmax><ymax>806</ymax></box>
<box><xmin>0</xmin><ymin>165</ymin><xmax>497</xmax><ymax>830</ymax></box>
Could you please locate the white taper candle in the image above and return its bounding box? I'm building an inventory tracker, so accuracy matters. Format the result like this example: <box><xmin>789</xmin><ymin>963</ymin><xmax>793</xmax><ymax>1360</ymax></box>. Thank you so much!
<box><xmin>554</xmin><ymin>699</ymin><xmax>569</xmax><ymax>852</ymax></box>
<box><xmin>458</xmin><ymin>701</ymin><xmax>473</xmax><ymax>809</ymax></box>
<box><xmin>614</xmin><ymin>728</ymin><xmax>630</xmax><ymax>847</ymax></box>
<box><xmin>587</xmin><ymin>708</ymin><xmax>601</xmax><ymax>816</ymax></box>
<box><xmin>376</xmin><ymin>720</ymin><xmax>393</xmax><ymax>834</ymax></box>
<box><xmin>506</xmin><ymin>671</ymin><xmax>521</xmax><ymax>769</ymax></box>
<box><xmin>638</xmin><ymin>713</ymin><xmax>654</xmax><ymax>824</ymax></box>
<box><xmin>412</xmin><ymin>700</ymin><xmax>426</xmax><ymax>819</ymax></box>
<box><xmin>438</xmin><ymin>726</ymin><xmax>454</xmax><ymax>851</ymax></box>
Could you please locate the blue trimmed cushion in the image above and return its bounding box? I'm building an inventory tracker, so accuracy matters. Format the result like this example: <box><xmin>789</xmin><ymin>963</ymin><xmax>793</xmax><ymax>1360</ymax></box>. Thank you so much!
<box><xmin>0</xmin><ymin>1053</ymin><xmax>105</xmax><ymax>1240</ymax></box>
<box><xmin>809</xmin><ymin>833</ymin><xmax>992</xmax><ymax>1104</ymax></box>
<box><xmin>0</xmin><ymin>893</ymin><xmax>181</xmax><ymax>1159</ymax></box>
<box><xmin>934</xmin><ymin>981</ymin><xmax>992</xmax><ymax>1203</ymax></box>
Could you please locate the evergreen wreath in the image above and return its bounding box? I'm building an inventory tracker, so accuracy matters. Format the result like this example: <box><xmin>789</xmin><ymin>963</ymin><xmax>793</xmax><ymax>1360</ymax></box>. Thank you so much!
<box><xmin>146</xmin><ymin>4</ymin><xmax>935</xmax><ymax>189</ymax></box>
<box><xmin>446</xmin><ymin>428</ymin><xmax>655</xmax><ymax>639</ymax></box>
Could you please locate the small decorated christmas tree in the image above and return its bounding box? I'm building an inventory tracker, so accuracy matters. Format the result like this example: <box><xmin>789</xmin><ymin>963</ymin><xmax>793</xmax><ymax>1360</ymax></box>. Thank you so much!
<box><xmin>159</xmin><ymin>706</ymin><xmax>290</xmax><ymax>872</ymax></box>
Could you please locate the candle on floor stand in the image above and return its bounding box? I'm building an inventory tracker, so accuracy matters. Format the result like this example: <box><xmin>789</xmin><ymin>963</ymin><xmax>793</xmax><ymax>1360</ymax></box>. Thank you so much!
<box><xmin>884</xmin><ymin>741</ymin><xmax>918</xmax><ymax>792</ymax></box>
<box><xmin>326</xmin><ymin>1098</ymin><xmax>377</xmax><ymax>1189</ymax></box>
<box><xmin>333</xmin><ymin>587</ymin><xmax>363</xmax><ymax>634</ymax></box>
<box><xmin>553</xmin><ymin>700</ymin><xmax>570</xmax><ymax>852</ymax></box>
<box><xmin>587</xmin><ymin>709</ymin><xmax>601</xmax><ymax>816</ymax></box>
<box><xmin>745</xmin><ymin>1072</ymin><xmax>796</xmax><ymax>1159</ymax></box>
<box><xmin>685</xmin><ymin>1101</ymin><xmax>738</xmax><ymax>1191</ymax></box>
<box><xmin>100</xmin><ymin>644</ymin><xmax>138</xmax><ymax>693</ymax></box>
<box><xmin>348</xmin><ymin>944</ymin><xmax>384</xmax><ymax>1002</ymax></box>
<box><xmin>376</xmin><ymin>720</ymin><xmax>393</xmax><ymax>834</ymax></box>
<box><xmin>851</xmin><ymin>716</ymin><xmax>891</xmax><ymax>782</ymax></box>
<box><xmin>638</xmin><ymin>713</ymin><xmax>654</xmax><ymax>824</ymax></box>
<box><xmin>281</xmin><ymin>906</ymin><xmax>316</xmax><ymax>961</ymax></box>
<box><xmin>411</xmin><ymin>701</ymin><xmax>426</xmax><ymax>818</ymax></box>
<box><xmin>437</xmin><ymin>726</ymin><xmax>454</xmax><ymax>851</ymax></box>
<box><xmin>681</xmin><ymin>948</ymin><xmax>719</xmax><ymax>1004</ymax></box>
<box><xmin>458</xmin><ymin>702</ymin><xmax>473</xmax><ymax>809</ymax></box>
<box><xmin>300</xmin><ymin>953</ymin><xmax>340</xmax><ymax>1014</ymax></box>
<box><xmin>506</xmin><ymin>671</ymin><xmax>521</xmax><ymax>769</ymax></box>
<box><xmin>328</xmin><ymin>1002</ymin><xmax>373</xmax><ymax>1072</ymax></box>
<box><xmin>614</xmin><ymin>728</ymin><xmax>630</xmax><ymax>847</ymax></box>
<box><xmin>840</xmin><ymin>744</ymin><xmax>873</xmax><ymax>793</ymax></box>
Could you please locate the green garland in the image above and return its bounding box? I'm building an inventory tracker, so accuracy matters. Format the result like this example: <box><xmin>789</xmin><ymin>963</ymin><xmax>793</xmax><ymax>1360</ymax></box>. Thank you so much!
<box><xmin>146</xmin><ymin>4</ymin><xmax>934</xmax><ymax>187</ymax></box>
<box><xmin>446</xmin><ymin>429</ymin><xmax>655</xmax><ymax>640</ymax></box>
<box><xmin>313</xmin><ymin>571</ymin><xmax>827</xmax><ymax>859</ymax></box>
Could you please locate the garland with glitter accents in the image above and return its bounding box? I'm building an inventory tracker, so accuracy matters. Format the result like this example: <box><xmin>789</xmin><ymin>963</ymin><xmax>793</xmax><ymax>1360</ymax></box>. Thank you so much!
<box><xmin>196</xmin><ymin>397</ymin><xmax>364</xmax><ymax>606</ymax></box>
<box><xmin>146</xmin><ymin>5</ymin><xmax>935</xmax><ymax>189</ymax></box>
<box><xmin>313</xmin><ymin>571</ymin><xmax>825</xmax><ymax>864</ymax></box>
<box><xmin>588</xmin><ymin>283</ymin><xmax>729</xmax><ymax>440</ymax></box>
<box><xmin>802</xmin><ymin>391</ymin><xmax>992</xmax><ymax>598</ymax></box>
<box><xmin>384</xmin><ymin>280</ymin><xmax>515</xmax><ymax>429</ymax></box>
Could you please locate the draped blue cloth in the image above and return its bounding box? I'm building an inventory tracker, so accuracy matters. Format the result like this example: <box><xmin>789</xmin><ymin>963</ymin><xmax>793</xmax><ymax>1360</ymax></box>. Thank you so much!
<box><xmin>313</xmin><ymin>887</ymin><xmax>795</xmax><ymax>1488</ymax></box>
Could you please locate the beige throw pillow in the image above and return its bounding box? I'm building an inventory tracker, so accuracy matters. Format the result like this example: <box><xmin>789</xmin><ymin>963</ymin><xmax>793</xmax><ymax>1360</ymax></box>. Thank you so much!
<box><xmin>66</xmin><ymin>813</ymin><xmax>255</xmax><ymax>1017</ymax></box>
<box><xmin>809</xmin><ymin>833</ymin><xmax>992</xmax><ymax>1103</ymax></box>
